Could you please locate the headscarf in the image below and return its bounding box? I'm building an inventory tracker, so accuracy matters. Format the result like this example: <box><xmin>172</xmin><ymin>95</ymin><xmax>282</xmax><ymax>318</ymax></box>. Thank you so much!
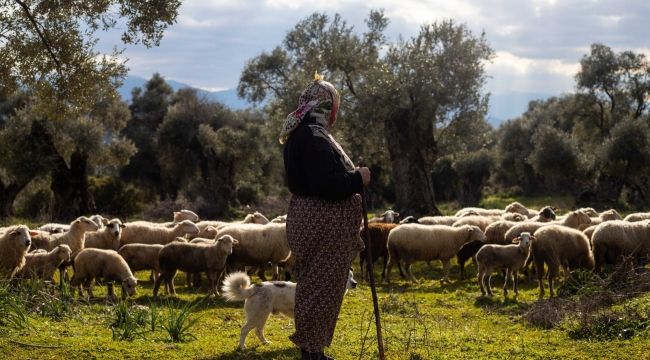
<box><xmin>279</xmin><ymin>72</ymin><xmax>340</xmax><ymax>144</ymax></box>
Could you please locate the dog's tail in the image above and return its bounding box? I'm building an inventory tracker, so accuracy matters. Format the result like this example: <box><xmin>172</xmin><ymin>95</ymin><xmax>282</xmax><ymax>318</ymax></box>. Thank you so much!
<box><xmin>221</xmin><ymin>271</ymin><xmax>257</xmax><ymax>301</ymax></box>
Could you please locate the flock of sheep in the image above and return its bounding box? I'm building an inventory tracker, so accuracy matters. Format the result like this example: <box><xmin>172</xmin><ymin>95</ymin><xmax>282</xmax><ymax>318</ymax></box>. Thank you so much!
<box><xmin>0</xmin><ymin>203</ymin><xmax>649</xmax><ymax>302</ymax></box>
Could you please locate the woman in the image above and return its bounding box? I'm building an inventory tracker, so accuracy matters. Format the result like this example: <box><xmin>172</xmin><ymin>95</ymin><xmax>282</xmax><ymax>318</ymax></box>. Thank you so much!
<box><xmin>281</xmin><ymin>73</ymin><xmax>371</xmax><ymax>360</ymax></box>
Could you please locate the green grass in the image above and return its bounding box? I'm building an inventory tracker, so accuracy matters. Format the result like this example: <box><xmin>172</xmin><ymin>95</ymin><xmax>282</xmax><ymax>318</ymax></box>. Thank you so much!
<box><xmin>2</xmin><ymin>259</ymin><xmax>650</xmax><ymax>359</ymax></box>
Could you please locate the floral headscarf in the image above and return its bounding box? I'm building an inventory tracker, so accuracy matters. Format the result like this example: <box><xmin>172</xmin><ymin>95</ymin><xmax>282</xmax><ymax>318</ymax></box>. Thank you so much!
<box><xmin>279</xmin><ymin>72</ymin><xmax>340</xmax><ymax>144</ymax></box>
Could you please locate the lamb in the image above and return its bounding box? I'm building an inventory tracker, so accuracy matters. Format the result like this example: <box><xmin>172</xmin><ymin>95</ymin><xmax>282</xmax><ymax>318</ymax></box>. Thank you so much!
<box><xmin>385</xmin><ymin>224</ymin><xmax>487</xmax><ymax>284</ymax></box>
<box><xmin>368</xmin><ymin>210</ymin><xmax>400</xmax><ymax>224</ymax></box>
<box><xmin>70</xmin><ymin>248</ymin><xmax>138</xmax><ymax>300</ymax></box>
<box><xmin>84</xmin><ymin>219</ymin><xmax>125</xmax><ymax>251</ymax></box>
<box><xmin>476</xmin><ymin>232</ymin><xmax>535</xmax><ymax>297</ymax></box>
<box><xmin>0</xmin><ymin>225</ymin><xmax>36</xmax><ymax>278</ymax></box>
<box><xmin>531</xmin><ymin>225</ymin><xmax>594</xmax><ymax>297</ymax></box>
<box><xmin>118</xmin><ymin>220</ymin><xmax>199</xmax><ymax>248</ymax></box>
<box><xmin>623</xmin><ymin>213</ymin><xmax>650</xmax><ymax>222</ymax></box>
<box><xmin>576</xmin><ymin>209</ymin><xmax>622</xmax><ymax>231</ymax></box>
<box><xmin>118</xmin><ymin>244</ymin><xmax>165</xmax><ymax>284</ymax></box>
<box><xmin>451</xmin><ymin>216</ymin><xmax>495</xmax><ymax>281</ymax></box>
<box><xmin>215</xmin><ymin>223</ymin><xmax>291</xmax><ymax>282</ymax></box>
<box><xmin>591</xmin><ymin>220</ymin><xmax>650</xmax><ymax>272</ymax></box>
<box><xmin>16</xmin><ymin>245</ymin><xmax>71</xmax><ymax>281</ymax></box>
<box><xmin>153</xmin><ymin>235</ymin><xmax>238</xmax><ymax>296</ymax></box>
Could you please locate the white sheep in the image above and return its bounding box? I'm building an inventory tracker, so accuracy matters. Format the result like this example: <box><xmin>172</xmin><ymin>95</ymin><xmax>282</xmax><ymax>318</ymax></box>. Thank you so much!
<box><xmin>368</xmin><ymin>210</ymin><xmax>400</xmax><ymax>224</ymax></box>
<box><xmin>0</xmin><ymin>225</ymin><xmax>36</xmax><ymax>278</ymax></box>
<box><xmin>385</xmin><ymin>224</ymin><xmax>487</xmax><ymax>284</ymax></box>
<box><xmin>270</xmin><ymin>215</ymin><xmax>287</xmax><ymax>223</ymax></box>
<box><xmin>531</xmin><ymin>225</ymin><xmax>595</xmax><ymax>297</ymax></box>
<box><xmin>623</xmin><ymin>213</ymin><xmax>650</xmax><ymax>222</ymax></box>
<box><xmin>576</xmin><ymin>209</ymin><xmax>622</xmax><ymax>231</ymax></box>
<box><xmin>89</xmin><ymin>214</ymin><xmax>107</xmax><ymax>229</ymax></box>
<box><xmin>215</xmin><ymin>223</ymin><xmax>291</xmax><ymax>282</ymax></box>
<box><xmin>16</xmin><ymin>245</ymin><xmax>72</xmax><ymax>281</ymax></box>
<box><xmin>118</xmin><ymin>220</ymin><xmax>199</xmax><ymax>248</ymax></box>
<box><xmin>154</xmin><ymin>235</ymin><xmax>238</xmax><ymax>296</ymax></box>
<box><xmin>476</xmin><ymin>232</ymin><xmax>535</xmax><ymax>297</ymax></box>
<box><xmin>160</xmin><ymin>209</ymin><xmax>200</xmax><ymax>227</ymax></box>
<box><xmin>504</xmin><ymin>210</ymin><xmax>592</xmax><ymax>244</ymax></box>
<box><xmin>455</xmin><ymin>208</ymin><xmax>504</xmax><ymax>217</ymax></box>
<box><xmin>190</xmin><ymin>212</ymin><xmax>269</xmax><ymax>240</ymax></box>
<box><xmin>591</xmin><ymin>220</ymin><xmax>650</xmax><ymax>272</ymax></box>
<box><xmin>70</xmin><ymin>248</ymin><xmax>138</xmax><ymax>300</ymax></box>
<box><xmin>118</xmin><ymin>244</ymin><xmax>165</xmax><ymax>283</ymax></box>
<box><xmin>523</xmin><ymin>206</ymin><xmax>558</xmax><ymax>222</ymax></box>
<box><xmin>84</xmin><ymin>219</ymin><xmax>125</xmax><ymax>251</ymax></box>
<box><xmin>417</xmin><ymin>216</ymin><xmax>461</xmax><ymax>226</ymax></box>
<box><xmin>504</xmin><ymin>202</ymin><xmax>536</xmax><ymax>218</ymax></box>
<box><xmin>37</xmin><ymin>223</ymin><xmax>70</xmax><ymax>233</ymax></box>
<box><xmin>451</xmin><ymin>216</ymin><xmax>495</xmax><ymax>232</ymax></box>
<box><xmin>500</xmin><ymin>213</ymin><xmax>526</xmax><ymax>222</ymax></box>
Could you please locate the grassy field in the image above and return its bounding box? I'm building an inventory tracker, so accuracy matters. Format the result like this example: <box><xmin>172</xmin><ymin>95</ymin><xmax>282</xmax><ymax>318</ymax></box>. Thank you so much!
<box><xmin>1</xmin><ymin>257</ymin><xmax>649</xmax><ymax>360</ymax></box>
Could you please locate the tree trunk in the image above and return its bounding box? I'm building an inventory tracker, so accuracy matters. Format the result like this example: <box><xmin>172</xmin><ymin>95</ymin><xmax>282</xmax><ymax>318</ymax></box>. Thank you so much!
<box><xmin>50</xmin><ymin>149</ymin><xmax>96</xmax><ymax>221</ymax></box>
<box><xmin>384</xmin><ymin>109</ymin><xmax>441</xmax><ymax>217</ymax></box>
<box><xmin>576</xmin><ymin>174</ymin><xmax>624</xmax><ymax>210</ymax></box>
<box><xmin>625</xmin><ymin>175</ymin><xmax>650</xmax><ymax>209</ymax></box>
<box><xmin>0</xmin><ymin>182</ymin><xmax>27</xmax><ymax>219</ymax></box>
<box><xmin>458</xmin><ymin>178</ymin><xmax>486</xmax><ymax>206</ymax></box>
<box><xmin>200</xmin><ymin>148</ymin><xmax>238</xmax><ymax>218</ymax></box>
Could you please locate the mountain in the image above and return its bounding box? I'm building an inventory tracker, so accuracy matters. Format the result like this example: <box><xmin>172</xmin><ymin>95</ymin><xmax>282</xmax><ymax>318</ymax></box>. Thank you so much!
<box><xmin>117</xmin><ymin>75</ymin><xmax>253</xmax><ymax>110</ymax></box>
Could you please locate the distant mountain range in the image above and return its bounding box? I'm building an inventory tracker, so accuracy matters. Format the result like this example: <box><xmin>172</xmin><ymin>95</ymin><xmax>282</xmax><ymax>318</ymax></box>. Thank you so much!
<box><xmin>118</xmin><ymin>75</ymin><xmax>252</xmax><ymax>110</ymax></box>
<box><xmin>118</xmin><ymin>75</ymin><xmax>558</xmax><ymax>127</ymax></box>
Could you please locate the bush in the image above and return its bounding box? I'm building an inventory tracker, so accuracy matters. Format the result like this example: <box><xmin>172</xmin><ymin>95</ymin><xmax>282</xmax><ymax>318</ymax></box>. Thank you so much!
<box><xmin>89</xmin><ymin>176</ymin><xmax>148</xmax><ymax>218</ymax></box>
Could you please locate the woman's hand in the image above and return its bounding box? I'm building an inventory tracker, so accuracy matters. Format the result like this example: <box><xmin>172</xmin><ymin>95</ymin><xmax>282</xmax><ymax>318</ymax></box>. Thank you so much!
<box><xmin>357</xmin><ymin>167</ymin><xmax>371</xmax><ymax>185</ymax></box>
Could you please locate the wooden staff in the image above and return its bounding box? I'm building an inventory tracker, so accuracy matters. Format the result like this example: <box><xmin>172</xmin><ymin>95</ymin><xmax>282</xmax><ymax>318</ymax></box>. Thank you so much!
<box><xmin>358</xmin><ymin>158</ymin><xmax>385</xmax><ymax>360</ymax></box>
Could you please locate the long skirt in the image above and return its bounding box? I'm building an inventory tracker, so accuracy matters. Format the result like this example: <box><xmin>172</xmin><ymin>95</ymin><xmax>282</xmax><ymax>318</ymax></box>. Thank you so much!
<box><xmin>286</xmin><ymin>194</ymin><xmax>363</xmax><ymax>353</ymax></box>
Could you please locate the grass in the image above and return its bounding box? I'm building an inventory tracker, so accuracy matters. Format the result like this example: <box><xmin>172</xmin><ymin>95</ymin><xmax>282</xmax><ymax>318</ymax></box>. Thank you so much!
<box><xmin>1</xmin><ymin>259</ymin><xmax>650</xmax><ymax>359</ymax></box>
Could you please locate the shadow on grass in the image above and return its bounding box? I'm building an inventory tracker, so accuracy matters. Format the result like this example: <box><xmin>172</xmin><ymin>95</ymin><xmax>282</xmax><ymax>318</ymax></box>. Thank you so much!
<box><xmin>197</xmin><ymin>346</ymin><xmax>299</xmax><ymax>360</ymax></box>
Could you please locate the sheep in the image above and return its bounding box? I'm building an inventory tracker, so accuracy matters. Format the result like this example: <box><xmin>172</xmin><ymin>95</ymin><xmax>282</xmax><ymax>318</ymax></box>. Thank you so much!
<box><xmin>531</xmin><ymin>225</ymin><xmax>594</xmax><ymax>297</ymax></box>
<box><xmin>455</xmin><ymin>208</ymin><xmax>504</xmax><ymax>217</ymax></box>
<box><xmin>70</xmin><ymin>248</ymin><xmax>138</xmax><ymax>300</ymax></box>
<box><xmin>368</xmin><ymin>210</ymin><xmax>400</xmax><ymax>224</ymax></box>
<box><xmin>500</xmin><ymin>213</ymin><xmax>526</xmax><ymax>222</ymax></box>
<box><xmin>153</xmin><ymin>235</ymin><xmax>238</xmax><ymax>296</ymax></box>
<box><xmin>118</xmin><ymin>244</ymin><xmax>165</xmax><ymax>284</ymax></box>
<box><xmin>385</xmin><ymin>224</ymin><xmax>487</xmax><ymax>284</ymax></box>
<box><xmin>504</xmin><ymin>202</ymin><xmax>536</xmax><ymax>218</ymax></box>
<box><xmin>476</xmin><ymin>232</ymin><xmax>535</xmax><ymax>297</ymax></box>
<box><xmin>583</xmin><ymin>225</ymin><xmax>598</xmax><ymax>244</ymax></box>
<box><xmin>84</xmin><ymin>219</ymin><xmax>125</xmax><ymax>251</ymax></box>
<box><xmin>37</xmin><ymin>223</ymin><xmax>70</xmax><ymax>233</ymax></box>
<box><xmin>0</xmin><ymin>225</ymin><xmax>36</xmax><ymax>278</ymax></box>
<box><xmin>417</xmin><ymin>216</ymin><xmax>461</xmax><ymax>226</ymax></box>
<box><xmin>399</xmin><ymin>216</ymin><xmax>420</xmax><ymax>225</ymax></box>
<box><xmin>591</xmin><ymin>220</ymin><xmax>650</xmax><ymax>272</ymax></box>
<box><xmin>89</xmin><ymin>214</ymin><xmax>108</xmax><ymax>229</ymax></box>
<box><xmin>118</xmin><ymin>220</ymin><xmax>199</xmax><ymax>248</ymax></box>
<box><xmin>16</xmin><ymin>245</ymin><xmax>71</xmax><ymax>281</ymax></box>
<box><xmin>451</xmin><ymin>216</ymin><xmax>495</xmax><ymax>281</ymax></box>
<box><xmin>190</xmin><ymin>212</ymin><xmax>269</xmax><ymax>240</ymax></box>
<box><xmin>504</xmin><ymin>210</ymin><xmax>592</xmax><ymax>244</ymax></box>
<box><xmin>623</xmin><ymin>213</ymin><xmax>650</xmax><ymax>222</ymax></box>
<box><xmin>359</xmin><ymin>223</ymin><xmax>397</xmax><ymax>282</ymax></box>
<box><xmin>214</xmin><ymin>223</ymin><xmax>291</xmax><ymax>282</ymax></box>
<box><xmin>30</xmin><ymin>216</ymin><xmax>99</xmax><ymax>284</ymax></box>
<box><xmin>576</xmin><ymin>209</ymin><xmax>622</xmax><ymax>231</ymax></box>
<box><xmin>524</xmin><ymin>206</ymin><xmax>558</xmax><ymax>222</ymax></box>
<box><xmin>159</xmin><ymin>209</ymin><xmax>200</xmax><ymax>227</ymax></box>
<box><xmin>270</xmin><ymin>215</ymin><xmax>287</xmax><ymax>223</ymax></box>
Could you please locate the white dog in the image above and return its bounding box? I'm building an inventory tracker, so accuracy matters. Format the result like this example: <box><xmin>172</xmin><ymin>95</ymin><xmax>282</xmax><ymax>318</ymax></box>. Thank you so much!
<box><xmin>222</xmin><ymin>269</ymin><xmax>357</xmax><ymax>348</ymax></box>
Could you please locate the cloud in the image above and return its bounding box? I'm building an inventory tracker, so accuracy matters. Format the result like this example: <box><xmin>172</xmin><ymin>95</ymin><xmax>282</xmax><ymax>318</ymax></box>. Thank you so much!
<box><xmin>93</xmin><ymin>0</ymin><xmax>649</xmax><ymax>97</ymax></box>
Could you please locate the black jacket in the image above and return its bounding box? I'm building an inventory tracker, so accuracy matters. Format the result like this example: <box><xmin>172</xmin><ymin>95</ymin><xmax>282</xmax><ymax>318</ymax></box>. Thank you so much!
<box><xmin>283</xmin><ymin>114</ymin><xmax>363</xmax><ymax>201</ymax></box>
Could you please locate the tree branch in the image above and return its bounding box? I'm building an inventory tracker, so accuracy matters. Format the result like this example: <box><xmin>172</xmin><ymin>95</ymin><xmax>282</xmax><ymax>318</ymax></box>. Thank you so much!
<box><xmin>14</xmin><ymin>0</ymin><xmax>62</xmax><ymax>74</ymax></box>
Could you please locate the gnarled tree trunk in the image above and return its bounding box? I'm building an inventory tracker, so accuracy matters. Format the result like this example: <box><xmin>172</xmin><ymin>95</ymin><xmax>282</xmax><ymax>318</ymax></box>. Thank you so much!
<box><xmin>384</xmin><ymin>109</ymin><xmax>441</xmax><ymax>217</ymax></box>
<box><xmin>50</xmin><ymin>149</ymin><xmax>96</xmax><ymax>221</ymax></box>
<box><xmin>200</xmin><ymin>147</ymin><xmax>238</xmax><ymax>218</ymax></box>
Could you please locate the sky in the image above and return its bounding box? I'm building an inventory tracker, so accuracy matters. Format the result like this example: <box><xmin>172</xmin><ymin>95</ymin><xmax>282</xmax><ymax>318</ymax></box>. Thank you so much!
<box><xmin>98</xmin><ymin>0</ymin><xmax>649</xmax><ymax>120</ymax></box>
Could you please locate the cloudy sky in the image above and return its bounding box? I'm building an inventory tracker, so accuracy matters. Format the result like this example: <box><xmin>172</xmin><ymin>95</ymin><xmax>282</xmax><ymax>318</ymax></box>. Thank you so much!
<box><xmin>99</xmin><ymin>0</ymin><xmax>649</xmax><ymax>119</ymax></box>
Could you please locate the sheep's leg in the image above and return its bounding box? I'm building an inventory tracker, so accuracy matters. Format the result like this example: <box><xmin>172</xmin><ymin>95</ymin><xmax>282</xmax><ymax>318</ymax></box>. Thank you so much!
<box><xmin>168</xmin><ymin>270</ymin><xmax>178</xmax><ymax>295</ymax></box>
<box><xmin>385</xmin><ymin>258</ymin><xmax>393</xmax><ymax>283</ymax></box>
<box><xmin>405</xmin><ymin>261</ymin><xmax>418</xmax><ymax>284</ymax></box>
<box><xmin>548</xmin><ymin>265</ymin><xmax>559</xmax><ymax>297</ymax></box>
<box><xmin>485</xmin><ymin>266</ymin><xmax>494</xmax><ymax>297</ymax></box>
<box><xmin>503</xmin><ymin>269</ymin><xmax>510</xmax><ymax>297</ymax></box>
<box><xmin>458</xmin><ymin>256</ymin><xmax>468</xmax><ymax>280</ymax></box>
<box><xmin>535</xmin><ymin>258</ymin><xmax>545</xmax><ymax>297</ymax></box>
<box><xmin>153</xmin><ymin>272</ymin><xmax>166</xmax><ymax>296</ymax></box>
<box><xmin>441</xmin><ymin>259</ymin><xmax>452</xmax><ymax>284</ymax></box>
<box><xmin>381</xmin><ymin>255</ymin><xmax>388</xmax><ymax>281</ymax></box>
<box><xmin>477</xmin><ymin>264</ymin><xmax>486</xmax><ymax>296</ymax></box>
<box><xmin>426</xmin><ymin>261</ymin><xmax>434</xmax><ymax>270</ymax></box>
<box><xmin>513</xmin><ymin>270</ymin><xmax>519</xmax><ymax>296</ymax></box>
<box><xmin>397</xmin><ymin>262</ymin><xmax>406</xmax><ymax>278</ymax></box>
<box><xmin>271</xmin><ymin>263</ymin><xmax>279</xmax><ymax>281</ymax></box>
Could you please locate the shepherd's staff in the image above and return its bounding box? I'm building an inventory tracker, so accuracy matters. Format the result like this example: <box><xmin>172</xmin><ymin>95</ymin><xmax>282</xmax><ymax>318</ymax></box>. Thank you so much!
<box><xmin>358</xmin><ymin>157</ymin><xmax>385</xmax><ymax>360</ymax></box>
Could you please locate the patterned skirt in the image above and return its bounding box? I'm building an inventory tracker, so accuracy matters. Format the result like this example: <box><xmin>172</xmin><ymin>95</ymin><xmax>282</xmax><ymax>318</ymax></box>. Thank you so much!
<box><xmin>286</xmin><ymin>194</ymin><xmax>363</xmax><ymax>353</ymax></box>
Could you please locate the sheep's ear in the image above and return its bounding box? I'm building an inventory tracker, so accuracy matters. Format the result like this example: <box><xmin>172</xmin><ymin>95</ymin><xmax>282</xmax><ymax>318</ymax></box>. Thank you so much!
<box><xmin>8</xmin><ymin>230</ymin><xmax>17</xmax><ymax>236</ymax></box>
<box><xmin>530</xmin><ymin>236</ymin><xmax>537</xmax><ymax>241</ymax></box>
<box><xmin>29</xmin><ymin>231</ymin><xmax>39</xmax><ymax>236</ymax></box>
<box><xmin>394</xmin><ymin>212</ymin><xmax>400</xmax><ymax>217</ymax></box>
<box><xmin>101</xmin><ymin>218</ymin><xmax>109</xmax><ymax>224</ymax></box>
<box><xmin>552</xmin><ymin>207</ymin><xmax>559</xmax><ymax>211</ymax></box>
<box><xmin>75</xmin><ymin>219</ymin><xmax>81</xmax><ymax>224</ymax></box>
<box><xmin>380</xmin><ymin>211</ymin><xmax>387</xmax><ymax>216</ymax></box>
<box><xmin>513</xmin><ymin>238</ymin><xmax>520</xmax><ymax>243</ymax></box>
<box><xmin>232</xmin><ymin>239</ymin><xmax>239</xmax><ymax>244</ymax></box>
<box><xmin>174</xmin><ymin>212</ymin><xmax>180</xmax><ymax>216</ymax></box>
<box><xmin>468</xmin><ymin>227</ymin><xmax>474</xmax><ymax>232</ymax></box>
<box><xmin>119</xmin><ymin>224</ymin><xmax>126</xmax><ymax>228</ymax></box>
